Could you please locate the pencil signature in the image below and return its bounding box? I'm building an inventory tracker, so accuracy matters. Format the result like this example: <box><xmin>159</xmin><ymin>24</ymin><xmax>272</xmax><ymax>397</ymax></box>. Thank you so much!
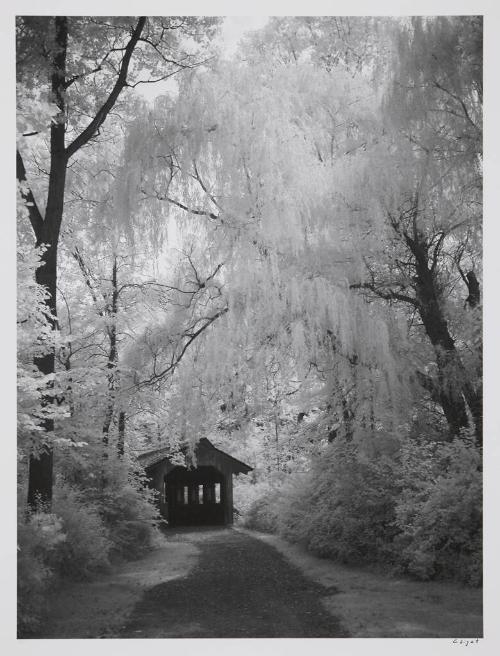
<box><xmin>452</xmin><ymin>638</ymin><xmax>480</xmax><ymax>646</ymax></box>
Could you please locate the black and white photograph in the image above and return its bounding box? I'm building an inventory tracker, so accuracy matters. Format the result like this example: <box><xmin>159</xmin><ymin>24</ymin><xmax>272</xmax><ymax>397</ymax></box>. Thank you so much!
<box><xmin>8</xmin><ymin>1</ymin><xmax>497</xmax><ymax>650</ymax></box>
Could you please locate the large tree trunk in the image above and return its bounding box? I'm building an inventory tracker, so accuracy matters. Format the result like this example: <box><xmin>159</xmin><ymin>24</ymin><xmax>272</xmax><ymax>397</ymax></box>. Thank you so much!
<box><xmin>27</xmin><ymin>17</ymin><xmax>68</xmax><ymax>508</ymax></box>
<box><xmin>412</xmin><ymin>236</ymin><xmax>482</xmax><ymax>444</ymax></box>
<box><xmin>27</xmin><ymin>247</ymin><xmax>59</xmax><ymax>507</ymax></box>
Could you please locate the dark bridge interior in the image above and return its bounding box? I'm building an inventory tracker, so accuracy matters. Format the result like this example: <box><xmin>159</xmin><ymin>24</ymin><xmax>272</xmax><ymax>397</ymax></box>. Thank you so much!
<box><xmin>166</xmin><ymin>465</ymin><xmax>226</xmax><ymax>526</ymax></box>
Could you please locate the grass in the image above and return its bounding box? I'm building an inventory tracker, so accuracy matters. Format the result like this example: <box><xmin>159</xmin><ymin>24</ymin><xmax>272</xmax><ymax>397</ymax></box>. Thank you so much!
<box><xmin>32</xmin><ymin>532</ymin><xmax>199</xmax><ymax>639</ymax></box>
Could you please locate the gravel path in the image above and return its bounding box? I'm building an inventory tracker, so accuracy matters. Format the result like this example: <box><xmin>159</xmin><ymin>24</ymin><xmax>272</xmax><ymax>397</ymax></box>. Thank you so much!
<box><xmin>120</xmin><ymin>527</ymin><xmax>348</xmax><ymax>638</ymax></box>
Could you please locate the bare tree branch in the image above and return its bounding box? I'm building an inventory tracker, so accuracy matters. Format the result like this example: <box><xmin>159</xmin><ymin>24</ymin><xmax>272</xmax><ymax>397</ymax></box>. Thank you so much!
<box><xmin>72</xmin><ymin>247</ymin><xmax>104</xmax><ymax>317</ymax></box>
<box><xmin>433</xmin><ymin>79</ymin><xmax>479</xmax><ymax>131</ymax></box>
<box><xmin>137</xmin><ymin>306</ymin><xmax>229</xmax><ymax>387</ymax></box>
<box><xmin>154</xmin><ymin>190</ymin><xmax>219</xmax><ymax>221</ymax></box>
<box><xmin>66</xmin><ymin>17</ymin><xmax>146</xmax><ymax>159</ymax></box>
<box><xmin>350</xmin><ymin>281</ymin><xmax>419</xmax><ymax>307</ymax></box>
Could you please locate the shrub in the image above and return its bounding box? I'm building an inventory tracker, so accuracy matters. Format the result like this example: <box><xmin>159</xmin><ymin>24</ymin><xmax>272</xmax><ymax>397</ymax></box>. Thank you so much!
<box><xmin>18</xmin><ymin>480</ymin><xmax>113</xmax><ymax>634</ymax></box>
<box><xmin>56</xmin><ymin>444</ymin><xmax>161</xmax><ymax>560</ymax></box>
<box><xmin>244</xmin><ymin>491</ymin><xmax>282</xmax><ymax>533</ymax></box>
<box><xmin>17</xmin><ymin>450</ymin><xmax>161</xmax><ymax>634</ymax></box>
<box><xmin>239</xmin><ymin>471</ymin><xmax>288</xmax><ymax>532</ymax></box>
<box><xmin>83</xmin><ymin>457</ymin><xmax>160</xmax><ymax>560</ymax></box>
<box><xmin>17</xmin><ymin>507</ymin><xmax>66</xmax><ymax>635</ymax></box>
<box><xmin>394</xmin><ymin>436</ymin><xmax>482</xmax><ymax>586</ymax></box>
<box><xmin>240</xmin><ymin>431</ymin><xmax>482</xmax><ymax>587</ymax></box>
<box><xmin>278</xmin><ymin>439</ymin><xmax>400</xmax><ymax>564</ymax></box>
<box><xmin>96</xmin><ymin>480</ymin><xmax>159</xmax><ymax>559</ymax></box>
<box><xmin>52</xmin><ymin>481</ymin><xmax>112</xmax><ymax>579</ymax></box>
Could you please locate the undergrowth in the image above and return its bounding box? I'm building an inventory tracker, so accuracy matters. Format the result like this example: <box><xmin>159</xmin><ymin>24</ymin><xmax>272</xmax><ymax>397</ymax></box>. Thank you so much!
<box><xmin>242</xmin><ymin>432</ymin><xmax>482</xmax><ymax>587</ymax></box>
<box><xmin>17</xmin><ymin>447</ymin><xmax>160</xmax><ymax>636</ymax></box>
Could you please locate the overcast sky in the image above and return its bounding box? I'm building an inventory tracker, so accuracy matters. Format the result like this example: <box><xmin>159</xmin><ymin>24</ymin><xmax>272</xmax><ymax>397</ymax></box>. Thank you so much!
<box><xmin>220</xmin><ymin>15</ymin><xmax>270</xmax><ymax>55</ymax></box>
<box><xmin>137</xmin><ymin>16</ymin><xmax>269</xmax><ymax>102</ymax></box>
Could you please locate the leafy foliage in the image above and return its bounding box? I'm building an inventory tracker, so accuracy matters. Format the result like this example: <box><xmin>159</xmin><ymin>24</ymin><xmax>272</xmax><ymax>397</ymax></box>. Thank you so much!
<box><xmin>51</xmin><ymin>482</ymin><xmax>112</xmax><ymax>579</ymax></box>
<box><xmin>17</xmin><ymin>449</ymin><xmax>160</xmax><ymax>635</ymax></box>
<box><xmin>17</xmin><ymin>507</ymin><xmax>65</xmax><ymax>635</ymax></box>
<box><xmin>243</xmin><ymin>431</ymin><xmax>482</xmax><ymax>585</ymax></box>
<box><xmin>17</xmin><ymin>235</ymin><xmax>66</xmax><ymax>454</ymax></box>
<box><xmin>393</xmin><ymin>434</ymin><xmax>482</xmax><ymax>585</ymax></box>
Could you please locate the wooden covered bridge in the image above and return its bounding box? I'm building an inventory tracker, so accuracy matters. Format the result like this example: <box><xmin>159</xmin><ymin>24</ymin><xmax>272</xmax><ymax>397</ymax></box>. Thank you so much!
<box><xmin>137</xmin><ymin>438</ymin><xmax>253</xmax><ymax>526</ymax></box>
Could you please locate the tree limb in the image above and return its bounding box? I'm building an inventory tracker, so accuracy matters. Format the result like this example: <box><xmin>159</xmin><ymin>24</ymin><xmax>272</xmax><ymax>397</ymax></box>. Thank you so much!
<box><xmin>65</xmin><ymin>17</ymin><xmax>147</xmax><ymax>159</ymax></box>
<box><xmin>72</xmin><ymin>247</ymin><xmax>104</xmax><ymax>317</ymax></box>
<box><xmin>138</xmin><ymin>306</ymin><xmax>228</xmax><ymax>387</ymax></box>
<box><xmin>155</xmin><ymin>191</ymin><xmax>219</xmax><ymax>221</ymax></box>
<box><xmin>433</xmin><ymin>79</ymin><xmax>479</xmax><ymax>131</ymax></box>
<box><xmin>350</xmin><ymin>282</ymin><xmax>419</xmax><ymax>307</ymax></box>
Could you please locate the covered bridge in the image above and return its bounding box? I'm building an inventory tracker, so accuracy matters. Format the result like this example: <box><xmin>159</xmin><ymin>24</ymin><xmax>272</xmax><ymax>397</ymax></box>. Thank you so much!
<box><xmin>137</xmin><ymin>438</ymin><xmax>253</xmax><ymax>526</ymax></box>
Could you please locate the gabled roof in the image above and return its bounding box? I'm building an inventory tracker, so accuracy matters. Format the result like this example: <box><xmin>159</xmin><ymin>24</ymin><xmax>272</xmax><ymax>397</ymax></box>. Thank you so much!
<box><xmin>198</xmin><ymin>438</ymin><xmax>253</xmax><ymax>474</ymax></box>
<box><xmin>136</xmin><ymin>437</ymin><xmax>253</xmax><ymax>474</ymax></box>
<box><xmin>136</xmin><ymin>446</ymin><xmax>173</xmax><ymax>469</ymax></box>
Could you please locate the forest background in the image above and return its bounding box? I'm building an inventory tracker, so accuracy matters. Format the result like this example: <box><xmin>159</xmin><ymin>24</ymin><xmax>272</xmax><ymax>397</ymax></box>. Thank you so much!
<box><xmin>2</xmin><ymin>0</ymin><xmax>500</xmax><ymax>652</ymax></box>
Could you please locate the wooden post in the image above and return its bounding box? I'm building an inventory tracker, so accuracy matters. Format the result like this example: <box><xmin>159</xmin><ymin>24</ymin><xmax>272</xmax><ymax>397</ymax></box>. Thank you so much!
<box><xmin>224</xmin><ymin>474</ymin><xmax>234</xmax><ymax>524</ymax></box>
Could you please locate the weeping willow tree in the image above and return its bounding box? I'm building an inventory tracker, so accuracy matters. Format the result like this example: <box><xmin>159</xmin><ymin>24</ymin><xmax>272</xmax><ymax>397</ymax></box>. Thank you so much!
<box><xmin>65</xmin><ymin>17</ymin><xmax>479</xmax><ymax>581</ymax></box>
<box><xmin>112</xmin><ymin>47</ymin><xmax>416</xmax><ymax>458</ymax></box>
<box><xmin>70</xmin><ymin>15</ymin><xmax>479</xmax><ymax>462</ymax></box>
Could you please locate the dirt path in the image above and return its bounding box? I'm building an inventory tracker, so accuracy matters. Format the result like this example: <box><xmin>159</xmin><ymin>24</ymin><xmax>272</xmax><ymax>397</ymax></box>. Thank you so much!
<box><xmin>34</xmin><ymin>525</ymin><xmax>482</xmax><ymax>639</ymax></box>
<box><xmin>119</xmin><ymin>527</ymin><xmax>348</xmax><ymax>638</ymax></box>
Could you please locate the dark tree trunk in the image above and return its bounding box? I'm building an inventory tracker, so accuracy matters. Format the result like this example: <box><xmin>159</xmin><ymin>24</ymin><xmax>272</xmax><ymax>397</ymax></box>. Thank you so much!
<box><xmin>62</xmin><ymin>347</ymin><xmax>75</xmax><ymax>417</ymax></box>
<box><xmin>102</xmin><ymin>257</ymin><xmax>119</xmax><ymax>445</ymax></box>
<box><xmin>463</xmin><ymin>380</ymin><xmax>483</xmax><ymax>445</ymax></box>
<box><xmin>117</xmin><ymin>411</ymin><xmax>126</xmax><ymax>457</ymax></box>
<box><xmin>411</xmin><ymin>235</ymin><xmax>481</xmax><ymax>444</ymax></box>
<box><xmin>466</xmin><ymin>271</ymin><xmax>481</xmax><ymax>308</ymax></box>
<box><xmin>27</xmin><ymin>17</ymin><xmax>68</xmax><ymax>508</ymax></box>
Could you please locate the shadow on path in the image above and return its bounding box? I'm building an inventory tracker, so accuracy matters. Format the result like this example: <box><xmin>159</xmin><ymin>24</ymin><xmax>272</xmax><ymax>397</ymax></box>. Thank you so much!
<box><xmin>120</xmin><ymin>527</ymin><xmax>348</xmax><ymax>638</ymax></box>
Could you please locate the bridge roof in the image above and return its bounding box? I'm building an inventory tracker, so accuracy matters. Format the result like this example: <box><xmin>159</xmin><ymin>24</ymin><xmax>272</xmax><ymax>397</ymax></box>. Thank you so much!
<box><xmin>136</xmin><ymin>437</ymin><xmax>253</xmax><ymax>474</ymax></box>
